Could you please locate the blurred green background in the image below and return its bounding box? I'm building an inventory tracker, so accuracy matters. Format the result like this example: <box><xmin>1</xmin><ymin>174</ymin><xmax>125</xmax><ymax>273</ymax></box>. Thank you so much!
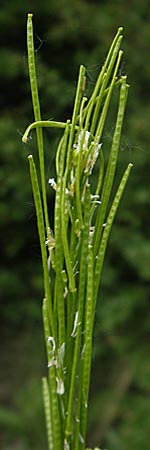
<box><xmin>0</xmin><ymin>1</ymin><xmax>150</xmax><ymax>449</ymax></box>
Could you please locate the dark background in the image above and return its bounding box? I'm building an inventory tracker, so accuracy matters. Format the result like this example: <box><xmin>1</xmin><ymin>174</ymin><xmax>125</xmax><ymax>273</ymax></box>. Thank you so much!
<box><xmin>0</xmin><ymin>1</ymin><xmax>150</xmax><ymax>449</ymax></box>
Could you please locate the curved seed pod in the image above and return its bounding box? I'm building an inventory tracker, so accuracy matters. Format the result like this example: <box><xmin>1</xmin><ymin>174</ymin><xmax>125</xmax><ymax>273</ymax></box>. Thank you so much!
<box><xmin>22</xmin><ymin>120</ymin><xmax>69</xmax><ymax>143</ymax></box>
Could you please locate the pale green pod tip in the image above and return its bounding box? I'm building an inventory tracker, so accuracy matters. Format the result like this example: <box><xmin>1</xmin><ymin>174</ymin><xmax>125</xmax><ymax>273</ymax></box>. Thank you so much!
<box><xmin>22</xmin><ymin>136</ymin><xmax>27</xmax><ymax>143</ymax></box>
<box><xmin>121</xmin><ymin>75</ymin><xmax>127</xmax><ymax>81</ymax></box>
<box><xmin>119</xmin><ymin>49</ymin><xmax>123</xmax><ymax>57</ymax></box>
<box><xmin>28</xmin><ymin>13</ymin><xmax>33</xmax><ymax>19</ymax></box>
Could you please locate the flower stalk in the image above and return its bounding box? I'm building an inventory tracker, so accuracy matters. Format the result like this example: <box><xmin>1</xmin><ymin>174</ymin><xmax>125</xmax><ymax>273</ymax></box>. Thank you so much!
<box><xmin>22</xmin><ymin>14</ymin><xmax>133</xmax><ymax>450</ymax></box>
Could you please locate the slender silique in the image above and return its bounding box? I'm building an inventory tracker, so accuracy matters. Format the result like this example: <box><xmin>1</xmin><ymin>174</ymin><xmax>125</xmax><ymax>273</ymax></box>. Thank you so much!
<box><xmin>22</xmin><ymin>13</ymin><xmax>133</xmax><ymax>450</ymax></box>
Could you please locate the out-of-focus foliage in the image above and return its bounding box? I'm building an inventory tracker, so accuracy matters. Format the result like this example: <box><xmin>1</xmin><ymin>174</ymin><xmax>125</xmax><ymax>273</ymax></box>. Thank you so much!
<box><xmin>0</xmin><ymin>1</ymin><xmax>149</xmax><ymax>450</ymax></box>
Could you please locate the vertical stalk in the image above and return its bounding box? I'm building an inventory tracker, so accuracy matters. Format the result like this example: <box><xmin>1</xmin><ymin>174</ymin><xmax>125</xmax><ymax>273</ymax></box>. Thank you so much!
<box><xmin>23</xmin><ymin>18</ymin><xmax>133</xmax><ymax>450</ymax></box>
